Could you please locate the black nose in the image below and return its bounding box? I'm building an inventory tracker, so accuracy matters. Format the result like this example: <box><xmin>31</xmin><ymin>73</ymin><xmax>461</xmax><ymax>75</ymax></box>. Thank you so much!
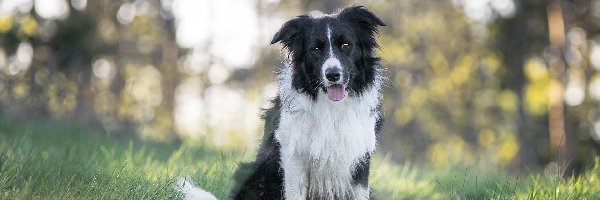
<box><xmin>325</xmin><ymin>68</ymin><xmax>341</xmax><ymax>82</ymax></box>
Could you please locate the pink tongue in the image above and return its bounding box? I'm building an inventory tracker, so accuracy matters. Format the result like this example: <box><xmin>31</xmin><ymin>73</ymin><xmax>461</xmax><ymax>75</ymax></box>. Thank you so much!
<box><xmin>326</xmin><ymin>85</ymin><xmax>346</xmax><ymax>101</ymax></box>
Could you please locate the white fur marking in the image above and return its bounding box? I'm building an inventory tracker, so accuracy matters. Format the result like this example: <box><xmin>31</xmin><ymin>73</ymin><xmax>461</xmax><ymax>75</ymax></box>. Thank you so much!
<box><xmin>175</xmin><ymin>177</ymin><xmax>218</xmax><ymax>200</ymax></box>
<box><xmin>322</xmin><ymin>26</ymin><xmax>343</xmax><ymax>85</ymax></box>
<box><xmin>327</xmin><ymin>26</ymin><xmax>334</xmax><ymax>57</ymax></box>
<box><xmin>276</xmin><ymin>63</ymin><xmax>381</xmax><ymax>199</ymax></box>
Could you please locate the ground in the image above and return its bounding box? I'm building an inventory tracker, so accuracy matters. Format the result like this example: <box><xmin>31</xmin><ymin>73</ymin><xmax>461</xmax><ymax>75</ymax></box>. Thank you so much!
<box><xmin>0</xmin><ymin>117</ymin><xmax>599</xmax><ymax>199</ymax></box>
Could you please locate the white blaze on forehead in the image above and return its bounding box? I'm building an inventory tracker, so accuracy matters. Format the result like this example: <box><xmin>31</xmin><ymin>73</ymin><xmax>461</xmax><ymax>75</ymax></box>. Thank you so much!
<box><xmin>327</xmin><ymin>26</ymin><xmax>334</xmax><ymax>57</ymax></box>
<box><xmin>323</xmin><ymin>25</ymin><xmax>342</xmax><ymax>83</ymax></box>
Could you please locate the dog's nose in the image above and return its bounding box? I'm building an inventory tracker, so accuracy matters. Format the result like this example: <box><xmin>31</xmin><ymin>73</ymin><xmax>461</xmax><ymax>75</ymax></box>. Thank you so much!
<box><xmin>325</xmin><ymin>68</ymin><xmax>341</xmax><ymax>82</ymax></box>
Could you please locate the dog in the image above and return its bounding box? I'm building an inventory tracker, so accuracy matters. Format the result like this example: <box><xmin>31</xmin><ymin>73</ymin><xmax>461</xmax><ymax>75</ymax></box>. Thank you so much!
<box><xmin>231</xmin><ymin>5</ymin><xmax>386</xmax><ymax>200</ymax></box>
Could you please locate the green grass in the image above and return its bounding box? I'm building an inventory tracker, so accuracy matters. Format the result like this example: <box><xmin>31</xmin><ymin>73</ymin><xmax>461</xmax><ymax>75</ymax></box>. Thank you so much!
<box><xmin>1</xmin><ymin>118</ymin><xmax>599</xmax><ymax>199</ymax></box>
<box><xmin>0</xmin><ymin>119</ymin><xmax>244</xmax><ymax>199</ymax></box>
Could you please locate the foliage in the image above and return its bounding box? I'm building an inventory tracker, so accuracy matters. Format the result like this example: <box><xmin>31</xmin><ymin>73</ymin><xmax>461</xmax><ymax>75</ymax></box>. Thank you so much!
<box><xmin>370</xmin><ymin>0</ymin><xmax>515</xmax><ymax>166</ymax></box>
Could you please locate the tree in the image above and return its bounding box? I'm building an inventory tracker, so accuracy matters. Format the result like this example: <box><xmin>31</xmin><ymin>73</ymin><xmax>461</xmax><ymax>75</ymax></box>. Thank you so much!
<box><xmin>495</xmin><ymin>0</ymin><xmax>548</xmax><ymax>168</ymax></box>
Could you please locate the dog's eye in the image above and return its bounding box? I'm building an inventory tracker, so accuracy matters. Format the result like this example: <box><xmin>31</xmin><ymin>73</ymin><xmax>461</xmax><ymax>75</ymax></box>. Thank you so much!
<box><xmin>341</xmin><ymin>43</ymin><xmax>350</xmax><ymax>49</ymax></box>
<box><xmin>312</xmin><ymin>47</ymin><xmax>321</xmax><ymax>53</ymax></box>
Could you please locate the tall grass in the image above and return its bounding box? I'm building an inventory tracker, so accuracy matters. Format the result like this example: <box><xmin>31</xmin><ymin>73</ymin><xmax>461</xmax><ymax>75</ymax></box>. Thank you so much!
<box><xmin>0</xmin><ymin>118</ymin><xmax>244</xmax><ymax>199</ymax></box>
<box><xmin>1</xmin><ymin>118</ymin><xmax>599</xmax><ymax>199</ymax></box>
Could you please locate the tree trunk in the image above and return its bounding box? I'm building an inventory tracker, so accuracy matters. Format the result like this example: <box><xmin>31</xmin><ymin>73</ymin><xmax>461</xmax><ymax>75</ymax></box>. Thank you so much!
<box><xmin>546</xmin><ymin>0</ymin><xmax>572</xmax><ymax>172</ymax></box>
<box><xmin>499</xmin><ymin>0</ymin><xmax>541</xmax><ymax>168</ymax></box>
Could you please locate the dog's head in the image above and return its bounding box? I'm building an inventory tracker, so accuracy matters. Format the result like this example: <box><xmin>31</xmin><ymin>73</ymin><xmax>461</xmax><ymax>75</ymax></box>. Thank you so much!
<box><xmin>271</xmin><ymin>6</ymin><xmax>385</xmax><ymax>102</ymax></box>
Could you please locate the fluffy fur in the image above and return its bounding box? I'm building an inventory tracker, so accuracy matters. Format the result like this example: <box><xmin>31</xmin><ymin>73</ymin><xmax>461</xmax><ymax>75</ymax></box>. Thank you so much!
<box><xmin>232</xmin><ymin>6</ymin><xmax>385</xmax><ymax>200</ymax></box>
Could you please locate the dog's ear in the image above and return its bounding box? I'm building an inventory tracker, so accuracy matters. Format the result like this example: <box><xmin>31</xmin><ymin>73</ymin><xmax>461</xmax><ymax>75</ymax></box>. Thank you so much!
<box><xmin>338</xmin><ymin>6</ymin><xmax>386</xmax><ymax>35</ymax></box>
<box><xmin>271</xmin><ymin>15</ymin><xmax>312</xmax><ymax>46</ymax></box>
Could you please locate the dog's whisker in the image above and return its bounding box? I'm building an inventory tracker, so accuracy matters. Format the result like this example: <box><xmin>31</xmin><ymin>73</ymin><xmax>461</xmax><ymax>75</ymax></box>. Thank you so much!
<box><xmin>313</xmin><ymin>80</ymin><xmax>323</xmax><ymax>91</ymax></box>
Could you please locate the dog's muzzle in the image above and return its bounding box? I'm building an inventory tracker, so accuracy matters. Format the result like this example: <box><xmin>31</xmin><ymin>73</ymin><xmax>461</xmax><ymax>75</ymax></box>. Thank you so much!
<box><xmin>323</xmin><ymin>67</ymin><xmax>346</xmax><ymax>101</ymax></box>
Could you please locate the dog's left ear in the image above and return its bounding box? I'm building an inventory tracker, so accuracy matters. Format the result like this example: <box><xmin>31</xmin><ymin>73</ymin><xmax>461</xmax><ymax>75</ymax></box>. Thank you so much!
<box><xmin>270</xmin><ymin>15</ymin><xmax>312</xmax><ymax>46</ymax></box>
<box><xmin>338</xmin><ymin>6</ymin><xmax>386</xmax><ymax>35</ymax></box>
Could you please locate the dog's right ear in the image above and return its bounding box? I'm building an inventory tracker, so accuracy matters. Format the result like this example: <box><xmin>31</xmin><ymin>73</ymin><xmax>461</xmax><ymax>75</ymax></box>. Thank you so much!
<box><xmin>270</xmin><ymin>15</ymin><xmax>312</xmax><ymax>47</ymax></box>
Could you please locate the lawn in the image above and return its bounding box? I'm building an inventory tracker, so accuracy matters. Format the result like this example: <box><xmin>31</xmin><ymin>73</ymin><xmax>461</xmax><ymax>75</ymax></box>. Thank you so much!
<box><xmin>0</xmin><ymin>118</ymin><xmax>599</xmax><ymax>199</ymax></box>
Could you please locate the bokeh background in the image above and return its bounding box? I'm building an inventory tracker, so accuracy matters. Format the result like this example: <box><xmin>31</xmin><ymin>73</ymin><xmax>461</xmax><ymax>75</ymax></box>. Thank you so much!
<box><xmin>1</xmin><ymin>0</ymin><xmax>600</xmax><ymax>174</ymax></box>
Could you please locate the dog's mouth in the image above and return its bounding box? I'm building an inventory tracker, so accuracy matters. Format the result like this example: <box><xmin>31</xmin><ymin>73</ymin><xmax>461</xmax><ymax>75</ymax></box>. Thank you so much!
<box><xmin>326</xmin><ymin>84</ymin><xmax>346</xmax><ymax>101</ymax></box>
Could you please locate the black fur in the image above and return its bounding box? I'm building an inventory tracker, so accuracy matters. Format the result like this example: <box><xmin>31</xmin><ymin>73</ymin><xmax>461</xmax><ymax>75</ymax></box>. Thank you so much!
<box><xmin>352</xmin><ymin>153</ymin><xmax>371</xmax><ymax>188</ymax></box>
<box><xmin>231</xmin><ymin>98</ymin><xmax>284</xmax><ymax>200</ymax></box>
<box><xmin>270</xmin><ymin>6</ymin><xmax>385</xmax><ymax>100</ymax></box>
<box><xmin>232</xmin><ymin>6</ymin><xmax>384</xmax><ymax>200</ymax></box>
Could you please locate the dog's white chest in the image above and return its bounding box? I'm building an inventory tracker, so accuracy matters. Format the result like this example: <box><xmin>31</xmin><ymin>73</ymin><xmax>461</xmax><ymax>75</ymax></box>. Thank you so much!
<box><xmin>275</xmin><ymin>89</ymin><xmax>378</xmax><ymax>199</ymax></box>
<box><xmin>278</xmin><ymin>92</ymin><xmax>377</xmax><ymax>159</ymax></box>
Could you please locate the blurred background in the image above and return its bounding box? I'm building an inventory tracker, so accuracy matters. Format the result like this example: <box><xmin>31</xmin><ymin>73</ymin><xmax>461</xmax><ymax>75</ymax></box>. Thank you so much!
<box><xmin>1</xmin><ymin>0</ymin><xmax>599</xmax><ymax>175</ymax></box>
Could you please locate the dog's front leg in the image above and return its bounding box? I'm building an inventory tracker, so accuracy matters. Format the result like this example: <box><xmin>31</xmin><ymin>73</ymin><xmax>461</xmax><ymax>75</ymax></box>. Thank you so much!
<box><xmin>281</xmin><ymin>154</ymin><xmax>307</xmax><ymax>200</ymax></box>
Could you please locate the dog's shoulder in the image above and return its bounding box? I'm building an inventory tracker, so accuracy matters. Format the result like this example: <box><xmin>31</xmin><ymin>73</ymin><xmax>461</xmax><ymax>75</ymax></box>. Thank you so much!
<box><xmin>231</xmin><ymin>97</ymin><xmax>284</xmax><ymax>199</ymax></box>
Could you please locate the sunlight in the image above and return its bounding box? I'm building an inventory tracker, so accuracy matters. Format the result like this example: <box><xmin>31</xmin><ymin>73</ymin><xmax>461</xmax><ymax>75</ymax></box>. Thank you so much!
<box><xmin>92</xmin><ymin>58</ymin><xmax>116</xmax><ymax>80</ymax></box>
<box><xmin>564</xmin><ymin>84</ymin><xmax>584</xmax><ymax>106</ymax></box>
<box><xmin>34</xmin><ymin>0</ymin><xmax>69</xmax><ymax>20</ymax></box>
<box><xmin>170</xmin><ymin>0</ymin><xmax>281</xmax><ymax>145</ymax></box>
<box><xmin>204</xmin><ymin>85</ymin><xmax>246</xmax><ymax>146</ymax></box>
<box><xmin>462</xmin><ymin>0</ymin><xmax>493</xmax><ymax>23</ymax></box>
<box><xmin>15</xmin><ymin>42</ymin><xmax>32</xmax><ymax>66</ymax></box>
<box><xmin>180</xmin><ymin>49</ymin><xmax>210</xmax><ymax>74</ymax></box>
<box><xmin>454</xmin><ymin>0</ymin><xmax>516</xmax><ymax>23</ymax></box>
<box><xmin>207</xmin><ymin>63</ymin><xmax>230</xmax><ymax>85</ymax></box>
<box><xmin>70</xmin><ymin>0</ymin><xmax>86</xmax><ymax>11</ymax></box>
<box><xmin>172</xmin><ymin>0</ymin><xmax>260</xmax><ymax>68</ymax></box>
<box><xmin>210</xmin><ymin>0</ymin><xmax>260</xmax><ymax>68</ymax></box>
<box><xmin>489</xmin><ymin>0</ymin><xmax>516</xmax><ymax>18</ymax></box>
<box><xmin>591</xmin><ymin>45</ymin><xmax>600</xmax><ymax>70</ymax></box>
<box><xmin>8</xmin><ymin>42</ymin><xmax>33</xmax><ymax>76</ymax></box>
<box><xmin>117</xmin><ymin>2</ymin><xmax>136</xmax><ymax>24</ymax></box>
<box><xmin>172</xmin><ymin>0</ymin><xmax>210</xmax><ymax>48</ymax></box>
<box><xmin>565</xmin><ymin>72</ymin><xmax>584</xmax><ymax>106</ymax></box>
<box><xmin>121</xmin><ymin>65</ymin><xmax>163</xmax><ymax>123</ymax></box>
<box><xmin>0</xmin><ymin>0</ymin><xmax>32</xmax><ymax>16</ymax></box>
<box><xmin>174</xmin><ymin>77</ymin><xmax>205</xmax><ymax>137</ymax></box>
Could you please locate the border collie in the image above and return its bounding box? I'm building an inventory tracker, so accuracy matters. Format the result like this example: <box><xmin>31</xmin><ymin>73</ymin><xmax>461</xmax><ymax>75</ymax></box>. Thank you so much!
<box><xmin>232</xmin><ymin>6</ymin><xmax>385</xmax><ymax>200</ymax></box>
<box><xmin>177</xmin><ymin>5</ymin><xmax>385</xmax><ymax>200</ymax></box>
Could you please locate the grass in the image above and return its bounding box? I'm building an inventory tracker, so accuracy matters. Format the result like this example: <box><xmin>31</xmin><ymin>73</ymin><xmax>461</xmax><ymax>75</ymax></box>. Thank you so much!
<box><xmin>1</xmin><ymin>118</ymin><xmax>599</xmax><ymax>199</ymax></box>
<box><xmin>0</xmin><ymin>118</ymin><xmax>244</xmax><ymax>199</ymax></box>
